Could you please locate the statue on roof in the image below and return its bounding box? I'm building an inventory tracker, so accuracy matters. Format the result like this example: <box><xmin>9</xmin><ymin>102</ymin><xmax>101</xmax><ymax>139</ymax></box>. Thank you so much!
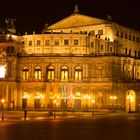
<box><xmin>5</xmin><ymin>18</ymin><xmax>16</xmax><ymax>34</ymax></box>
<box><xmin>0</xmin><ymin>18</ymin><xmax>16</xmax><ymax>35</ymax></box>
<box><xmin>74</xmin><ymin>5</ymin><xmax>79</xmax><ymax>13</ymax></box>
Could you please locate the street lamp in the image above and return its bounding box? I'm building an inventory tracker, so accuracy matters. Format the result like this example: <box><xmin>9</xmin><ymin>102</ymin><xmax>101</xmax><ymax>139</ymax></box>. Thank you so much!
<box><xmin>53</xmin><ymin>100</ymin><xmax>57</xmax><ymax>119</ymax></box>
<box><xmin>1</xmin><ymin>99</ymin><xmax>5</xmax><ymax>120</ymax></box>
<box><xmin>50</xmin><ymin>94</ymin><xmax>60</xmax><ymax>118</ymax></box>
<box><xmin>110</xmin><ymin>96</ymin><xmax>117</xmax><ymax>112</ymax></box>
<box><xmin>92</xmin><ymin>99</ymin><xmax>95</xmax><ymax>116</ymax></box>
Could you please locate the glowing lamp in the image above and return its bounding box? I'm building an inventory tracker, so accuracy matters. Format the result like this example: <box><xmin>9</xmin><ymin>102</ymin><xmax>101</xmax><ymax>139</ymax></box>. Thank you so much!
<box><xmin>1</xmin><ymin>99</ymin><xmax>5</xmax><ymax>103</ymax></box>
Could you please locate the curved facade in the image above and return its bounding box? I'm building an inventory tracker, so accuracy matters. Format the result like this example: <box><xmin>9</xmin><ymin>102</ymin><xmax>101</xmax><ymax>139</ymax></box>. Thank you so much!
<box><xmin>0</xmin><ymin>13</ymin><xmax>140</xmax><ymax>112</ymax></box>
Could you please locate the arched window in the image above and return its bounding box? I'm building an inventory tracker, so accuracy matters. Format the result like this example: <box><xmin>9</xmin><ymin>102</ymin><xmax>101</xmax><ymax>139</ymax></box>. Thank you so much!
<box><xmin>138</xmin><ymin>51</ymin><xmax>140</xmax><ymax>58</ymax></box>
<box><xmin>22</xmin><ymin>67</ymin><xmax>29</xmax><ymax>80</ymax></box>
<box><xmin>61</xmin><ymin>66</ymin><xmax>68</xmax><ymax>80</ymax></box>
<box><xmin>34</xmin><ymin>66</ymin><xmax>41</xmax><ymax>80</ymax></box>
<box><xmin>75</xmin><ymin>66</ymin><xmax>82</xmax><ymax>80</ymax></box>
<box><xmin>6</xmin><ymin>46</ymin><xmax>15</xmax><ymax>55</ymax></box>
<box><xmin>125</xmin><ymin>48</ymin><xmax>127</xmax><ymax>55</ymax></box>
<box><xmin>135</xmin><ymin>50</ymin><xmax>137</xmax><ymax>57</ymax></box>
<box><xmin>47</xmin><ymin>66</ymin><xmax>55</xmax><ymax>80</ymax></box>
<box><xmin>129</xmin><ymin>49</ymin><xmax>131</xmax><ymax>56</ymax></box>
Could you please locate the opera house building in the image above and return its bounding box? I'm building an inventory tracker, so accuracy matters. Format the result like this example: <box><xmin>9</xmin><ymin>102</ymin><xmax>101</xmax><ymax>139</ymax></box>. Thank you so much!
<box><xmin>0</xmin><ymin>8</ymin><xmax>140</xmax><ymax>112</ymax></box>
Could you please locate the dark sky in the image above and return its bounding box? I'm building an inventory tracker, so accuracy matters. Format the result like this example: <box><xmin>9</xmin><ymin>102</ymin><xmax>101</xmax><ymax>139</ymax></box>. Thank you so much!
<box><xmin>0</xmin><ymin>0</ymin><xmax>140</xmax><ymax>34</ymax></box>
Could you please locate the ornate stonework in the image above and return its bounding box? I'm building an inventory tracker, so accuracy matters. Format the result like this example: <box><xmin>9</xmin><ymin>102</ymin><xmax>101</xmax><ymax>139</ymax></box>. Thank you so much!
<box><xmin>0</xmin><ymin>12</ymin><xmax>140</xmax><ymax>112</ymax></box>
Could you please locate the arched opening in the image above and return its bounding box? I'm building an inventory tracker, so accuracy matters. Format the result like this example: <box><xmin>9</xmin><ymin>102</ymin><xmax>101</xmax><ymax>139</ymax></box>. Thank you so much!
<box><xmin>74</xmin><ymin>92</ymin><xmax>81</xmax><ymax>110</ymax></box>
<box><xmin>34</xmin><ymin>92</ymin><xmax>45</xmax><ymax>109</ymax></box>
<box><xmin>97</xmin><ymin>92</ymin><xmax>103</xmax><ymax>109</ymax></box>
<box><xmin>126</xmin><ymin>90</ymin><xmax>136</xmax><ymax>112</ymax></box>
<box><xmin>22</xmin><ymin>91</ymin><xmax>30</xmax><ymax>109</ymax></box>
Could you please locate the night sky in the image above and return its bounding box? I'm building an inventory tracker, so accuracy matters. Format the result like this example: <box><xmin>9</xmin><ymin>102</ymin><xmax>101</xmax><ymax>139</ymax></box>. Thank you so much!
<box><xmin>0</xmin><ymin>0</ymin><xmax>140</xmax><ymax>34</ymax></box>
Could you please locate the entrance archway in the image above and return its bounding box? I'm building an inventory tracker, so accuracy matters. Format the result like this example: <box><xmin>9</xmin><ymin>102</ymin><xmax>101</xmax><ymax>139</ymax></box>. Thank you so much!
<box><xmin>22</xmin><ymin>91</ymin><xmax>29</xmax><ymax>109</ymax></box>
<box><xmin>126</xmin><ymin>90</ymin><xmax>136</xmax><ymax>112</ymax></box>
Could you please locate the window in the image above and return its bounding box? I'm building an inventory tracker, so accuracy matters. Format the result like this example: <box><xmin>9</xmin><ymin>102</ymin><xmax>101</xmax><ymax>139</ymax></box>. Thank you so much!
<box><xmin>125</xmin><ymin>33</ymin><xmax>127</xmax><ymax>39</ymax></box>
<box><xmin>47</xmin><ymin>66</ymin><xmax>54</xmax><ymax>80</ymax></box>
<box><xmin>135</xmin><ymin>50</ymin><xmax>137</xmax><ymax>57</ymax></box>
<box><xmin>100</xmin><ymin>44</ymin><xmax>104</xmax><ymax>50</ymax></box>
<box><xmin>90</xmin><ymin>30</ymin><xmax>95</xmax><ymax>36</ymax></box>
<box><xmin>125</xmin><ymin>48</ymin><xmax>127</xmax><ymax>55</ymax></box>
<box><xmin>34</xmin><ymin>66</ymin><xmax>41</xmax><ymax>80</ymax></box>
<box><xmin>116</xmin><ymin>31</ymin><xmax>119</xmax><ymax>36</ymax></box>
<box><xmin>6</xmin><ymin>46</ymin><xmax>14</xmax><ymax>54</ymax></box>
<box><xmin>129</xmin><ymin>49</ymin><xmax>131</xmax><ymax>56</ymax></box>
<box><xmin>97</xmin><ymin>66</ymin><xmax>103</xmax><ymax>77</ymax></box>
<box><xmin>37</xmin><ymin>40</ymin><xmax>41</xmax><ymax>46</ymax></box>
<box><xmin>75</xmin><ymin>66</ymin><xmax>82</xmax><ymax>80</ymax></box>
<box><xmin>54</xmin><ymin>39</ymin><xmax>59</xmax><ymax>45</ymax></box>
<box><xmin>133</xmin><ymin>36</ymin><xmax>135</xmax><ymax>41</ymax></box>
<box><xmin>110</xmin><ymin>47</ymin><xmax>113</xmax><ymax>52</ymax></box>
<box><xmin>45</xmin><ymin>40</ymin><xmax>50</xmax><ymax>46</ymax></box>
<box><xmin>29</xmin><ymin>41</ymin><xmax>32</xmax><ymax>46</ymax></box>
<box><xmin>129</xmin><ymin>35</ymin><xmax>131</xmax><ymax>40</ymax></box>
<box><xmin>64</xmin><ymin>39</ymin><xmax>69</xmax><ymax>45</ymax></box>
<box><xmin>98</xmin><ymin>29</ymin><xmax>103</xmax><ymax>35</ymax></box>
<box><xmin>22</xmin><ymin>67</ymin><xmax>29</xmax><ymax>80</ymax></box>
<box><xmin>74</xmin><ymin>39</ymin><xmax>79</xmax><ymax>45</ymax></box>
<box><xmin>138</xmin><ymin>51</ymin><xmax>140</xmax><ymax>58</ymax></box>
<box><xmin>120</xmin><ymin>32</ymin><xmax>123</xmax><ymax>38</ymax></box>
<box><xmin>91</xmin><ymin>42</ymin><xmax>94</xmax><ymax>47</ymax></box>
<box><xmin>61</xmin><ymin>66</ymin><xmax>68</xmax><ymax>80</ymax></box>
<box><xmin>136</xmin><ymin>37</ymin><xmax>139</xmax><ymax>42</ymax></box>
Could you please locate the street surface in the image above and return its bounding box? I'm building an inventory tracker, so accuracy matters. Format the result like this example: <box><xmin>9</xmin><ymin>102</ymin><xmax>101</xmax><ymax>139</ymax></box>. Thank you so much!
<box><xmin>0</xmin><ymin>112</ymin><xmax>140</xmax><ymax>140</ymax></box>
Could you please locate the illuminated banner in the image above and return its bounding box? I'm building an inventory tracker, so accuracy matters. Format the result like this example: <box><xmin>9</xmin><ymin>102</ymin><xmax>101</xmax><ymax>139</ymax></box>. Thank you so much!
<box><xmin>62</xmin><ymin>83</ymin><xmax>66</xmax><ymax>101</ymax></box>
<box><xmin>67</xmin><ymin>84</ymin><xmax>73</xmax><ymax>105</ymax></box>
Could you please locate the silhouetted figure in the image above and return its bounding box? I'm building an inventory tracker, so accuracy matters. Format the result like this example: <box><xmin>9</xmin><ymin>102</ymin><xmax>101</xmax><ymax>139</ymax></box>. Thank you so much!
<box><xmin>24</xmin><ymin>109</ymin><xmax>27</xmax><ymax>120</ymax></box>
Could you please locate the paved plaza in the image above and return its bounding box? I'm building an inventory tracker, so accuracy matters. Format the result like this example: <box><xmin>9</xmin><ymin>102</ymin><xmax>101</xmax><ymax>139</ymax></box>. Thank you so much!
<box><xmin>0</xmin><ymin>112</ymin><xmax>140</xmax><ymax>140</ymax></box>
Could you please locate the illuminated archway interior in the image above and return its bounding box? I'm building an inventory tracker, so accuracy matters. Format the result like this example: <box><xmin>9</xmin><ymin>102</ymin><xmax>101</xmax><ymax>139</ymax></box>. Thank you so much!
<box><xmin>126</xmin><ymin>90</ymin><xmax>136</xmax><ymax>112</ymax></box>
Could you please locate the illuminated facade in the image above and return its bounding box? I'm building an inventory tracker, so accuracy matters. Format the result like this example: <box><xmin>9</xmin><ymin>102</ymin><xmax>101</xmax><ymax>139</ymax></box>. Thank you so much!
<box><xmin>1</xmin><ymin>8</ymin><xmax>140</xmax><ymax>112</ymax></box>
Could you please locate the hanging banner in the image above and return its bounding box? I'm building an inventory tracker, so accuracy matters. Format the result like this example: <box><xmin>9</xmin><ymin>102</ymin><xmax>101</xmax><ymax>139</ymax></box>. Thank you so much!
<box><xmin>62</xmin><ymin>83</ymin><xmax>66</xmax><ymax>102</ymax></box>
<box><xmin>67</xmin><ymin>83</ymin><xmax>73</xmax><ymax>105</ymax></box>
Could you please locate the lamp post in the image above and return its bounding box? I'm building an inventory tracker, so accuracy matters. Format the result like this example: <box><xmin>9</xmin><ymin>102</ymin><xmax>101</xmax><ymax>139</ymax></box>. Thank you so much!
<box><xmin>92</xmin><ymin>99</ymin><xmax>95</xmax><ymax>116</ymax></box>
<box><xmin>50</xmin><ymin>94</ymin><xmax>60</xmax><ymax>118</ymax></box>
<box><xmin>110</xmin><ymin>96</ymin><xmax>117</xmax><ymax>112</ymax></box>
<box><xmin>1</xmin><ymin>99</ymin><xmax>5</xmax><ymax>120</ymax></box>
<box><xmin>53</xmin><ymin>100</ymin><xmax>56</xmax><ymax>119</ymax></box>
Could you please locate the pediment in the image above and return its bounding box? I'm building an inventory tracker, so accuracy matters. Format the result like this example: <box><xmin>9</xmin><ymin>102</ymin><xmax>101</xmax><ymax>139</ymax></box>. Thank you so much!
<box><xmin>47</xmin><ymin>13</ymin><xmax>106</xmax><ymax>30</ymax></box>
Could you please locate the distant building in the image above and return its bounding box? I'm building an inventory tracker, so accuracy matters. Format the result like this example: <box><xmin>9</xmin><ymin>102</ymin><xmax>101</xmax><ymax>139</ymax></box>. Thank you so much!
<box><xmin>0</xmin><ymin>7</ymin><xmax>140</xmax><ymax>112</ymax></box>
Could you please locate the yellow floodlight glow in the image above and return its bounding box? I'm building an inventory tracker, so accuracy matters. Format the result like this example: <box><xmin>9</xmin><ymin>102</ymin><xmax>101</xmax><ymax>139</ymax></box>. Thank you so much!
<box><xmin>1</xmin><ymin>99</ymin><xmax>5</xmax><ymax>103</ymax></box>
<box><xmin>0</xmin><ymin>66</ymin><xmax>6</xmax><ymax>78</ymax></box>
<box><xmin>83</xmin><ymin>94</ymin><xmax>90</xmax><ymax>99</ymax></box>
<box><xmin>22</xmin><ymin>94</ymin><xmax>30</xmax><ymax>99</ymax></box>
<box><xmin>34</xmin><ymin>94</ymin><xmax>45</xmax><ymax>99</ymax></box>
<box><xmin>92</xmin><ymin>99</ymin><xmax>95</xmax><ymax>104</ymax></box>
<box><xmin>110</xmin><ymin>96</ymin><xmax>117</xmax><ymax>100</ymax></box>
<box><xmin>127</xmin><ymin>95</ymin><xmax>133</xmax><ymax>102</ymax></box>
